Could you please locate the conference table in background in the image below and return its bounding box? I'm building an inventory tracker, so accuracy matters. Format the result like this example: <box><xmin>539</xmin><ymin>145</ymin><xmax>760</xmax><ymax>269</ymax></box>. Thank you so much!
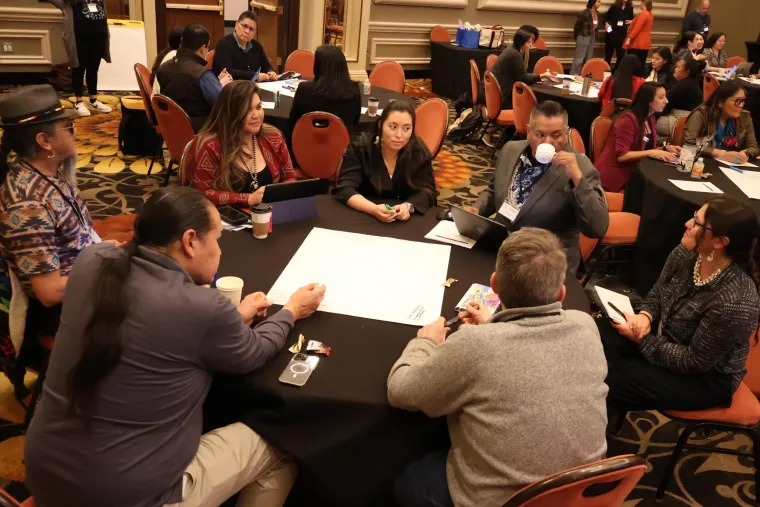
<box><xmin>258</xmin><ymin>85</ymin><xmax>414</xmax><ymax>135</ymax></box>
<box><xmin>530</xmin><ymin>81</ymin><xmax>602</xmax><ymax>150</ymax></box>
<box><xmin>622</xmin><ymin>157</ymin><xmax>760</xmax><ymax>296</ymax></box>
<box><xmin>204</xmin><ymin>196</ymin><xmax>591</xmax><ymax>507</ymax></box>
<box><xmin>430</xmin><ymin>41</ymin><xmax>549</xmax><ymax>99</ymax></box>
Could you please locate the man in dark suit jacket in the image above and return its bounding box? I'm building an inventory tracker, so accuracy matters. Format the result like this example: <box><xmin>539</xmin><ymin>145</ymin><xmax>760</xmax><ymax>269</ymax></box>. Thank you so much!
<box><xmin>212</xmin><ymin>11</ymin><xmax>277</xmax><ymax>82</ymax></box>
<box><xmin>465</xmin><ymin>101</ymin><xmax>609</xmax><ymax>274</ymax></box>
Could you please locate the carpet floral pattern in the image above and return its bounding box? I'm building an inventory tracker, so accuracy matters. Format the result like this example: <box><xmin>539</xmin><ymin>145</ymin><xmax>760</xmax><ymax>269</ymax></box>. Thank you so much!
<box><xmin>0</xmin><ymin>82</ymin><xmax>755</xmax><ymax>506</ymax></box>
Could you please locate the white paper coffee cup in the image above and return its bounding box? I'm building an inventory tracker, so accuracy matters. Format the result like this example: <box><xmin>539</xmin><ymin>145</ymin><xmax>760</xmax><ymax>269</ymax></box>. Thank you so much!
<box><xmin>216</xmin><ymin>276</ymin><xmax>244</xmax><ymax>306</ymax></box>
<box><xmin>535</xmin><ymin>143</ymin><xmax>556</xmax><ymax>164</ymax></box>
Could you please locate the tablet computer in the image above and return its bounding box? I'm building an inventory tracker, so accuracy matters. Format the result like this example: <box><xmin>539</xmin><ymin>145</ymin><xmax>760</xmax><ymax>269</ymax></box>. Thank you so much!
<box><xmin>450</xmin><ymin>205</ymin><xmax>509</xmax><ymax>247</ymax></box>
<box><xmin>725</xmin><ymin>65</ymin><xmax>740</xmax><ymax>80</ymax></box>
<box><xmin>262</xmin><ymin>179</ymin><xmax>330</xmax><ymax>203</ymax></box>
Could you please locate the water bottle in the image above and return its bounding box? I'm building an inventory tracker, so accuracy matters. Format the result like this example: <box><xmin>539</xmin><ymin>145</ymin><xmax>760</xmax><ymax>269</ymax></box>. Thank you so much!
<box><xmin>363</xmin><ymin>78</ymin><xmax>371</xmax><ymax>95</ymax></box>
<box><xmin>691</xmin><ymin>157</ymin><xmax>705</xmax><ymax>179</ymax></box>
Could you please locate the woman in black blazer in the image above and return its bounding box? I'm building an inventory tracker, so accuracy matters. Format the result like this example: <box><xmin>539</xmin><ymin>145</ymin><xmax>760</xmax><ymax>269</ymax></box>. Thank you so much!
<box><xmin>288</xmin><ymin>45</ymin><xmax>361</xmax><ymax>144</ymax></box>
<box><xmin>335</xmin><ymin>101</ymin><xmax>436</xmax><ymax>222</ymax></box>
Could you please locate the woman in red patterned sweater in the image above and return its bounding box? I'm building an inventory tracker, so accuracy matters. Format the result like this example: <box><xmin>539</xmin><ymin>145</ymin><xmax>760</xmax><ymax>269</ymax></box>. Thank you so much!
<box><xmin>182</xmin><ymin>80</ymin><xmax>295</xmax><ymax>207</ymax></box>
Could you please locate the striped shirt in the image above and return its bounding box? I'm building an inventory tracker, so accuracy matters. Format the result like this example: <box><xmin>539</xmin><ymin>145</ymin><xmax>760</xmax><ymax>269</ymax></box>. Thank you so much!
<box><xmin>0</xmin><ymin>161</ymin><xmax>95</xmax><ymax>294</ymax></box>
<box><xmin>639</xmin><ymin>245</ymin><xmax>760</xmax><ymax>392</ymax></box>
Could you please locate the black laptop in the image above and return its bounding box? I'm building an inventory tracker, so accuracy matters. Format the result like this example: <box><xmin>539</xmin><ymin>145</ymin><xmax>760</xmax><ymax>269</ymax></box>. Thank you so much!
<box><xmin>450</xmin><ymin>205</ymin><xmax>509</xmax><ymax>247</ymax></box>
<box><xmin>262</xmin><ymin>178</ymin><xmax>330</xmax><ymax>203</ymax></box>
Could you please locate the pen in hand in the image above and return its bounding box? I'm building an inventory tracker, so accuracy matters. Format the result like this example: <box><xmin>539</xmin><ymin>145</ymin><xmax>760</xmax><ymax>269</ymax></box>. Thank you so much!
<box><xmin>607</xmin><ymin>302</ymin><xmax>627</xmax><ymax>322</ymax></box>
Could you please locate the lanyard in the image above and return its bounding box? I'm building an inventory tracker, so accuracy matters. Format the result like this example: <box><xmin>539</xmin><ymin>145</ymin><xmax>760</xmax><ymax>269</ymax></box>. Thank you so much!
<box><xmin>19</xmin><ymin>160</ymin><xmax>87</xmax><ymax>228</ymax></box>
<box><xmin>499</xmin><ymin>311</ymin><xmax>562</xmax><ymax>324</ymax></box>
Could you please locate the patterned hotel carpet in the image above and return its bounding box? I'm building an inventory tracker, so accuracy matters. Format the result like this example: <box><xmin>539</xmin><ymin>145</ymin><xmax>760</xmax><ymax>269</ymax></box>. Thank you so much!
<box><xmin>0</xmin><ymin>81</ymin><xmax>755</xmax><ymax>506</ymax></box>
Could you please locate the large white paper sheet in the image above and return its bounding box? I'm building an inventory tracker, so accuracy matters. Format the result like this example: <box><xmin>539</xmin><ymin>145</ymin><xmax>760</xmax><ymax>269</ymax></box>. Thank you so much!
<box><xmin>715</xmin><ymin>158</ymin><xmax>759</xmax><ymax>168</ymax></box>
<box><xmin>721</xmin><ymin>167</ymin><xmax>760</xmax><ymax>199</ymax></box>
<box><xmin>595</xmin><ymin>286</ymin><xmax>634</xmax><ymax>325</ymax></box>
<box><xmin>257</xmin><ymin>80</ymin><xmax>300</xmax><ymax>97</ymax></box>
<box><xmin>268</xmin><ymin>228</ymin><xmax>452</xmax><ymax>326</ymax></box>
<box><xmin>424</xmin><ymin>221</ymin><xmax>476</xmax><ymax>249</ymax></box>
<box><xmin>668</xmin><ymin>180</ymin><xmax>723</xmax><ymax>193</ymax></box>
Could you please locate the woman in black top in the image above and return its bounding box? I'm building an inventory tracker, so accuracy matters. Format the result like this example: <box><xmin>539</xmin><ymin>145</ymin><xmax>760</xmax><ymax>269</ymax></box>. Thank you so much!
<box><xmin>644</xmin><ymin>47</ymin><xmax>675</xmax><ymax>88</ymax></box>
<box><xmin>600</xmin><ymin>198</ymin><xmax>760</xmax><ymax>418</ymax></box>
<box><xmin>489</xmin><ymin>29</ymin><xmax>557</xmax><ymax>106</ymax></box>
<box><xmin>656</xmin><ymin>56</ymin><xmax>704</xmax><ymax>138</ymax></box>
<box><xmin>673</xmin><ymin>31</ymin><xmax>708</xmax><ymax>65</ymax></box>
<box><xmin>288</xmin><ymin>45</ymin><xmax>361</xmax><ymax>145</ymax></box>
<box><xmin>336</xmin><ymin>101</ymin><xmax>436</xmax><ymax>222</ymax></box>
<box><xmin>604</xmin><ymin>0</ymin><xmax>634</xmax><ymax>70</ymax></box>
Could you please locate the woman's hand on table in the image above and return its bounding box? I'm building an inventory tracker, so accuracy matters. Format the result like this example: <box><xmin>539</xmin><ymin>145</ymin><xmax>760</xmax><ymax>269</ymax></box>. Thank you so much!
<box><xmin>730</xmin><ymin>151</ymin><xmax>750</xmax><ymax>164</ymax></box>
<box><xmin>665</xmin><ymin>145</ymin><xmax>682</xmax><ymax>155</ymax></box>
<box><xmin>372</xmin><ymin>204</ymin><xmax>397</xmax><ymax>223</ymax></box>
<box><xmin>393</xmin><ymin>204</ymin><xmax>411</xmax><ymax>221</ymax></box>
<box><xmin>247</xmin><ymin>186</ymin><xmax>266</xmax><ymax>207</ymax></box>
<box><xmin>541</xmin><ymin>72</ymin><xmax>559</xmax><ymax>82</ymax></box>
<box><xmin>648</xmin><ymin>149</ymin><xmax>677</xmax><ymax>163</ymax></box>
<box><xmin>283</xmin><ymin>283</ymin><xmax>326</xmax><ymax>321</ymax></box>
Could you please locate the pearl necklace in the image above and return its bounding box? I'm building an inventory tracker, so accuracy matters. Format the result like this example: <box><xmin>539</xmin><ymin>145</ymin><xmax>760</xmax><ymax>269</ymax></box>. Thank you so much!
<box><xmin>242</xmin><ymin>134</ymin><xmax>259</xmax><ymax>191</ymax></box>
<box><xmin>693</xmin><ymin>255</ymin><xmax>728</xmax><ymax>287</ymax></box>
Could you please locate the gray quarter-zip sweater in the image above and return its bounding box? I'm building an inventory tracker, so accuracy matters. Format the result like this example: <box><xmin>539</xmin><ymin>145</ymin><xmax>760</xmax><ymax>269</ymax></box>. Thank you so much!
<box><xmin>388</xmin><ymin>302</ymin><xmax>608</xmax><ymax>507</ymax></box>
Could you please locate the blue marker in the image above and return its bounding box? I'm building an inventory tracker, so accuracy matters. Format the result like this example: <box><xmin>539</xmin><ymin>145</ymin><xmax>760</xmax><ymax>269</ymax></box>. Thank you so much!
<box><xmin>728</xmin><ymin>165</ymin><xmax>744</xmax><ymax>174</ymax></box>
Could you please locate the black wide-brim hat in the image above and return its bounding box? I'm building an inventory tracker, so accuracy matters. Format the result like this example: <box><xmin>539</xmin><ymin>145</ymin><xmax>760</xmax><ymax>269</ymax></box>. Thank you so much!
<box><xmin>0</xmin><ymin>84</ymin><xmax>77</xmax><ymax>128</ymax></box>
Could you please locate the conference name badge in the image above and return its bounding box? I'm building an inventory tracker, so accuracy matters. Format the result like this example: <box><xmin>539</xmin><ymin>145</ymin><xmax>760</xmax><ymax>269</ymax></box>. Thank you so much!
<box><xmin>498</xmin><ymin>201</ymin><xmax>519</xmax><ymax>222</ymax></box>
<box><xmin>617</xmin><ymin>20</ymin><xmax>624</xmax><ymax>26</ymax></box>
<box><xmin>87</xmin><ymin>3</ymin><xmax>99</xmax><ymax>12</ymax></box>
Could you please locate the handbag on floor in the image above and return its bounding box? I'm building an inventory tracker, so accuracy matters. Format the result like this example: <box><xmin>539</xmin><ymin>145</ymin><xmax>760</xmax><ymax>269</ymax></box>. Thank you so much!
<box><xmin>118</xmin><ymin>97</ymin><xmax>162</xmax><ymax>157</ymax></box>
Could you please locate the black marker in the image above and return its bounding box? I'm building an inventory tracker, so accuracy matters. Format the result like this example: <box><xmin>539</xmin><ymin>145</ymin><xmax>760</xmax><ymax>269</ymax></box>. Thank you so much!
<box><xmin>607</xmin><ymin>302</ymin><xmax>627</xmax><ymax>321</ymax></box>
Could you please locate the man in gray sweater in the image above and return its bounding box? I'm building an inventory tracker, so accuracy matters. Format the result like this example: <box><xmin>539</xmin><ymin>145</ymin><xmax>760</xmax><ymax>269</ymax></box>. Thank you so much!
<box><xmin>388</xmin><ymin>228</ymin><xmax>608</xmax><ymax>507</ymax></box>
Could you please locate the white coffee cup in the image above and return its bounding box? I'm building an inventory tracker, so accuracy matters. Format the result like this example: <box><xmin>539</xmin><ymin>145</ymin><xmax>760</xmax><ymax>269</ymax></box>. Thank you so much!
<box><xmin>535</xmin><ymin>143</ymin><xmax>556</xmax><ymax>165</ymax></box>
<box><xmin>216</xmin><ymin>276</ymin><xmax>244</xmax><ymax>306</ymax></box>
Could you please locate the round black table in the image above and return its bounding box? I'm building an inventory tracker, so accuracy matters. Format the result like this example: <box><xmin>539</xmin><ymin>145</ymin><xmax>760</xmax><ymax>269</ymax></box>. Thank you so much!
<box><xmin>530</xmin><ymin>82</ymin><xmax>602</xmax><ymax>151</ymax></box>
<box><xmin>430</xmin><ymin>41</ymin><xmax>550</xmax><ymax>99</ymax></box>
<box><xmin>623</xmin><ymin>157</ymin><xmax>760</xmax><ymax>296</ymax></box>
<box><xmin>258</xmin><ymin>85</ymin><xmax>414</xmax><ymax>135</ymax></box>
<box><xmin>204</xmin><ymin>196</ymin><xmax>591</xmax><ymax>507</ymax></box>
<box><xmin>736</xmin><ymin>77</ymin><xmax>760</xmax><ymax>143</ymax></box>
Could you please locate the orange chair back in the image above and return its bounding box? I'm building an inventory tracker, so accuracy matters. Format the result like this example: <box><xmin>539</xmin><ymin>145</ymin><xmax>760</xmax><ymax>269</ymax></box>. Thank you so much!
<box><xmin>292</xmin><ymin>112</ymin><xmax>350</xmax><ymax>179</ymax></box>
<box><xmin>503</xmin><ymin>455</ymin><xmax>646</xmax><ymax>507</ymax></box>
<box><xmin>487</xmin><ymin>53</ymin><xmax>498</xmax><ymax>69</ymax></box>
<box><xmin>728</xmin><ymin>55</ymin><xmax>747</xmax><ymax>68</ymax></box>
<box><xmin>590</xmin><ymin>116</ymin><xmax>613</xmax><ymax>163</ymax></box>
<box><xmin>579</xmin><ymin>233</ymin><xmax>599</xmax><ymax>262</ymax></box>
<box><xmin>285</xmin><ymin>49</ymin><xmax>315</xmax><ymax>79</ymax></box>
<box><xmin>469</xmin><ymin>59</ymin><xmax>481</xmax><ymax>105</ymax></box>
<box><xmin>569</xmin><ymin>128</ymin><xmax>586</xmax><ymax>155</ymax></box>
<box><xmin>430</xmin><ymin>25</ymin><xmax>451</xmax><ymax>42</ymax></box>
<box><xmin>512</xmin><ymin>82</ymin><xmax>537</xmax><ymax>135</ymax></box>
<box><xmin>369</xmin><ymin>61</ymin><xmax>405</xmax><ymax>94</ymax></box>
<box><xmin>150</xmin><ymin>95</ymin><xmax>195</xmax><ymax>163</ymax></box>
<box><xmin>206</xmin><ymin>50</ymin><xmax>215</xmax><ymax>70</ymax></box>
<box><xmin>743</xmin><ymin>330</ymin><xmax>760</xmax><ymax>396</ymax></box>
<box><xmin>134</xmin><ymin>63</ymin><xmax>158</xmax><ymax>129</ymax></box>
<box><xmin>600</xmin><ymin>98</ymin><xmax>632</xmax><ymax>118</ymax></box>
<box><xmin>534</xmin><ymin>55</ymin><xmax>563</xmax><ymax>75</ymax></box>
<box><xmin>533</xmin><ymin>36</ymin><xmax>547</xmax><ymax>50</ymax></box>
<box><xmin>414</xmin><ymin>98</ymin><xmax>449</xmax><ymax>159</ymax></box>
<box><xmin>483</xmin><ymin>70</ymin><xmax>504</xmax><ymax>122</ymax></box>
<box><xmin>703</xmin><ymin>73</ymin><xmax>719</xmax><ymax>102</ymax></box>
<box><xmin>580</xmin><ymin>58</ymin><xmax>611</xmax><ymax>80</ymax></box>
<box><xmin>671</xmin><ymin>116</ymin><xmax>688</xmax><ymax>146</ymax></box>
<box><xmin>605</xmin><ymin>191</ymin><xmax>624</xmax><ymax>212</ymax></box>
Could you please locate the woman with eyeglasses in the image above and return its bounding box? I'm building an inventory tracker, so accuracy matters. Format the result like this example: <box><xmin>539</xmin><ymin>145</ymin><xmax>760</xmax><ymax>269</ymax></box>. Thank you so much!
<box><xmin>599</xmin><ymin>198</ymin><xmax>760</xmax><ymax>421</ymax></box>
<box><xmin>212</xmin><ymin>11</ymin><xmax>277</xmax><ymax>82</ymax></box>
<box><xmin>183</xmin><ymin>80</ymin><xmax>295</xmax><ymax>208</ymax></box>
<box><xmin>684</xmin><ymin>80</ymin><xmax>759</xmax><ymax>164</ymax></box>
<box><xmin>0</xmin><ymin>85</ymin><xmax>104</xmax><ymax>396</ymax></box>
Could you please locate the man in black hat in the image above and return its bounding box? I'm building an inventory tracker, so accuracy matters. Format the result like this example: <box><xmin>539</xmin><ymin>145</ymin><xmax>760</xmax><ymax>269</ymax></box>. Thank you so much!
<box><xmin>0</xmin><ymin>84</ymin><xmax>104</xmax><ymax>397</ymax></box>
<box><xmin>156</xmin><ymin>24</ymin><xmax>233</xmax><ymax>132</ymax></box>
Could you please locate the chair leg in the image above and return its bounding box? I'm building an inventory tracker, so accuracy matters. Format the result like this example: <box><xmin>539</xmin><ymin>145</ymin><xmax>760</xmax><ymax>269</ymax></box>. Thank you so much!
<box><xmin>147</xmin><ymin>137</ymin><xmax>164</xmax><ymax>176</ymax></box>
<box><xmin>163</xmin><ymin>160</ymin><xmax>174</xmax><ymax>187</ymax></box>
<box><xmin>614</xmin><ymin>410</ymin><xmax>628</xmax><ymax>434</ymax></box>
<box><xmin>22</xmin><ymin>355</ymin><xmax>49</xmax><ymax>431</ymax></box>
<box><xmin>656</xmin><ymin>423</ymin><xmax>695</xmax><ymax>499</ymax></box>
<box><xmin>477</xmin><ymin>119</ymin><xmax>492</xmax><ymax>144</ymax></box>
<box><xmin>490</xmin><ymin>127</ymin><xmax>509</xmax><ymax>158</ymax></box>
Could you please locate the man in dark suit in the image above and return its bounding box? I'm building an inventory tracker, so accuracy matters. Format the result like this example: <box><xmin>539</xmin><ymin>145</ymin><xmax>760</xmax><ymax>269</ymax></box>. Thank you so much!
<box><xmin>464</xmin><ymin>101</ymin><xmax>609</xmax><ymax>274</ymax></box>
<box><xmin>212</xmin><ymin>11</ymin><xmax>277</xmax><ymax>82</ymax></box>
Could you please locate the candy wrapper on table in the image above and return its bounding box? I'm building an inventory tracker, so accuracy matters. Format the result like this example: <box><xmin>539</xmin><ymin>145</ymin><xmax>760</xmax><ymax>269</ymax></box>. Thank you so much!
<box><xmin>455</xmin><ymin>21</ymin><xmax>482</xmax><ymax>49</ymax></box>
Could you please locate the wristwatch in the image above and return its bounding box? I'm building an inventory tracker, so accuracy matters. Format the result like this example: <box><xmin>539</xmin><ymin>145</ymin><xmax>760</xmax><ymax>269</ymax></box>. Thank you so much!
<box><xmin>405</xmin><ymin>202</ymin><xmax>415</xmax><ymax>214</ymax></box>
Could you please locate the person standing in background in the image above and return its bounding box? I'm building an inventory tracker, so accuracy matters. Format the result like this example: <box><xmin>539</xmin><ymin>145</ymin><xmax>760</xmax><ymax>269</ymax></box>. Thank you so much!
<box><xmin>623</xmin><ymin>0</ymin><xmax>654</xmax><ymax>68</ymax></box>
<box><xmin>604</xmin><ymin>0</ymin><xmax>634</xmax><ymax>71</ymax></box>
<box><xmin>682</xmin><ymin>0</ymin><xmax>711</xmax><ymax>39</ymax></box>
<box><xmin>49</xmin><ymin>0</ymin><xmax>112</xmax><ymax>117</ymax></box>
<box><xmin>571</xmin><ymin>0</ymin><xmax>602</xmax><ymax>76</ymax></box>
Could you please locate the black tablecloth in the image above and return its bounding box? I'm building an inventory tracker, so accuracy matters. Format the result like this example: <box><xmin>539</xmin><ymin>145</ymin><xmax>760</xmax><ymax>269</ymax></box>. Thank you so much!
<box><xmin>258</xmin><ymin>85</ymin><xmax>413</xmax><ymax>135</ymax></box>
<box><xmin>430</xmin><ymin>42</ymin><xmax>550</xmax><ymax>99</ymax></box>
<box><xmin>623</xmin><ymin>157</ymin><xmax>760</xmax><ymax>296</ymax></box>
<box><xmin>204</xmin><ymin>196</ymin><xmax>591</xmax><ymax>506</ymax></box>
<box><xmin>530</xmin><ymin>82</ymin><xmax>602</xmax><ymax>150</ymax></box>
<box><xmin>736</xmin><ymin>77</ymin><xmax>760</xmax><ymax>142</ymax></box>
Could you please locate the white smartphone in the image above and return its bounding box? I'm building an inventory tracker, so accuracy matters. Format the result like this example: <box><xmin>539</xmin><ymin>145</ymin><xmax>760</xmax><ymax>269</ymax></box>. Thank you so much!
<box><xmin>279</xmin><ymin>353</ymin><xmax>319</xmax><ymax>387</ymax></box>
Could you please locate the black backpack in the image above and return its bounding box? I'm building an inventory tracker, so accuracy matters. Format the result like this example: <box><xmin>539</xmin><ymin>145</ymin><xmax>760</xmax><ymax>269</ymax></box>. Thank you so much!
<box><xmin>118</xmin><ymin>98</ymin><xmax>162</xmax><ymax>157</ymax></box>
<box><xmin>447</xmin><ymin>107</ymin><xmax>484</xmax><ymax>143</ymax></box>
